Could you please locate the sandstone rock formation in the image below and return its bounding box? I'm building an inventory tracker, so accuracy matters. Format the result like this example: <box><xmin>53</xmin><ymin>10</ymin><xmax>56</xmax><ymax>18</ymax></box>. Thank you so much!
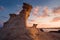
<box><xmin>27</xmin><ymin>24</ymin><xmax>40</xmax><ymax>40</ymax></box>
<box><xmin>0</xmin><ymin>3</ymin><xmax>32</xmax><ymax>40</ymax></box>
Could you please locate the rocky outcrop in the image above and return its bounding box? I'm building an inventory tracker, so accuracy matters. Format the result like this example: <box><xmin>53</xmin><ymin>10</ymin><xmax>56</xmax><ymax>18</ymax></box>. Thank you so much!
<box><xmin>49</xmin><ymin>30</ymin><xmax>60</xmax><ymax>33</ymax></box>
<box><xmin>0</xmin><ymin>3</ymin><xmax>32</xmax><ymax>40</ymax></box>
<box><xmin>27</xmin><ymin>24</ymin><xmax>40</xmax><ymax>40</ymax></box>
<box><xmin>27</xmin><ymin>24</ymin><xmax>60</xmax><ymax>40</ymax></box>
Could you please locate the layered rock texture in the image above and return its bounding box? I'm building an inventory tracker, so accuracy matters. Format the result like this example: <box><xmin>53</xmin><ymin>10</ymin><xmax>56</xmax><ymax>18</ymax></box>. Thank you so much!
<box><xmin>0</xmin><ymin>3</ymin><xmax>32</xmax><ymax>40</ymax></box>
<box><xmin>0</xmin><ymin>3</ymin><xmax>60</xmax><ymax>40</ymax></box>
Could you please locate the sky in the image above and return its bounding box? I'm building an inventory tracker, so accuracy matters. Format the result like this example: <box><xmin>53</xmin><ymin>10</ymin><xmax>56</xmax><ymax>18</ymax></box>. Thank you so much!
<box><xmin>0</xmin><ymin>0</ymin><xmax>60</xmax><ymax>29</ymax></box>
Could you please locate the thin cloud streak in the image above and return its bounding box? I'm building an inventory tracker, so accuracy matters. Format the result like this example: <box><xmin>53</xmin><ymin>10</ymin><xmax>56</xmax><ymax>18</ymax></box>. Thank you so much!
<box><xmin>0</xmin><ymin>6</ymin><xmax>5</xmax><ymax>11</ymax></box>
<box><xmin>52</xmin><ymin>6</ymin><xmax>60</xmax><ymax>14</ymax></box>
<box><xmin>32</xmin><ymin>6</ymin><xmax>40</xmax><ymax>16</ymax></box>
<box><xmin>52</xmin><ymin>17</ymin><xmax>60</xmax><ymax>22</ymax></box>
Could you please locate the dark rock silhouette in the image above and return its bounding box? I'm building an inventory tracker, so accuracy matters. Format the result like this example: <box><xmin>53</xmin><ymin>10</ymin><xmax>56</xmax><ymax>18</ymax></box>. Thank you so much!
<box><xmin>49</xmin><ymin>30</ymin><xmax>60</xmax><ymax>33</ymax></box>
<box><xmin>40</xmin><ymin>28</ymin><xmax>44</xmax><ymax>32</ymax></box>
<box><xmin>58</xmin><ymin>30</ymin><xmax>60</xmax><ymax>33</ymax></box>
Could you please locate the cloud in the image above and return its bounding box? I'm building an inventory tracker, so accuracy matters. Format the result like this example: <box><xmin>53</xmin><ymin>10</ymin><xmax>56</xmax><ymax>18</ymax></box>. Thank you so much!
<box><xmin>38</xmin><ymin>6</ymin><xmax>60</xmax><ymax>18</ymax></box>
<box><xmin>28</xmin><ymin>6</ymin><xmax>60</xmax><ymax>28</ymax></box>
<box><xmin>36</xmin><ymin>6</ymin><xmax>51</xmax><ymax>18</ymax></box>
<box><xmin>32</xmin><ymin>6</ymin><xmax>40</xmax><ymax>16</ymax></box>
<box><xmin>52</xmin><ymin>6</ymin><xmax>60</xmax><ymax>14</ymax></box>
<box><xmin>52</xmin><ymin>17</ymin><xmax>60</xmax><ymax>22</ymax></box>
<box><xmin>0</xmin><ymin>21</ymin><xmax>3</xmax><ymax>27</ymax></box>
<box><xmin>0</xmin><ymin>6</ymin><xmax>5</xmax><ymax>11</ymax></box>
<box><xmin>41</xmin><ymin>6</ymin><xmax>49</xmax><ymax>17</ymax></box>
<box><xmin>50</xmin><ymin>6</ymin><xmax>60</xmax><ymax>22</ymax></box>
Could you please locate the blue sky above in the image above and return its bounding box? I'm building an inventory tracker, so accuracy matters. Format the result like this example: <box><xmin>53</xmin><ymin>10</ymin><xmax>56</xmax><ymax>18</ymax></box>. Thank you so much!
<box><xmin>0</xmin><ymin>0</ymin><xmax>60</xmax><ymax>28</ymax></box>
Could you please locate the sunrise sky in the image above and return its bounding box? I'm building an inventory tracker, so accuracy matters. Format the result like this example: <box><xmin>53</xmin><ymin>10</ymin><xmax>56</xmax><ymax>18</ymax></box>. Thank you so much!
<box><xmin>0</xmin><ymin>0</ymin><xmax>60</xmax><ymax>28</ymax></box>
